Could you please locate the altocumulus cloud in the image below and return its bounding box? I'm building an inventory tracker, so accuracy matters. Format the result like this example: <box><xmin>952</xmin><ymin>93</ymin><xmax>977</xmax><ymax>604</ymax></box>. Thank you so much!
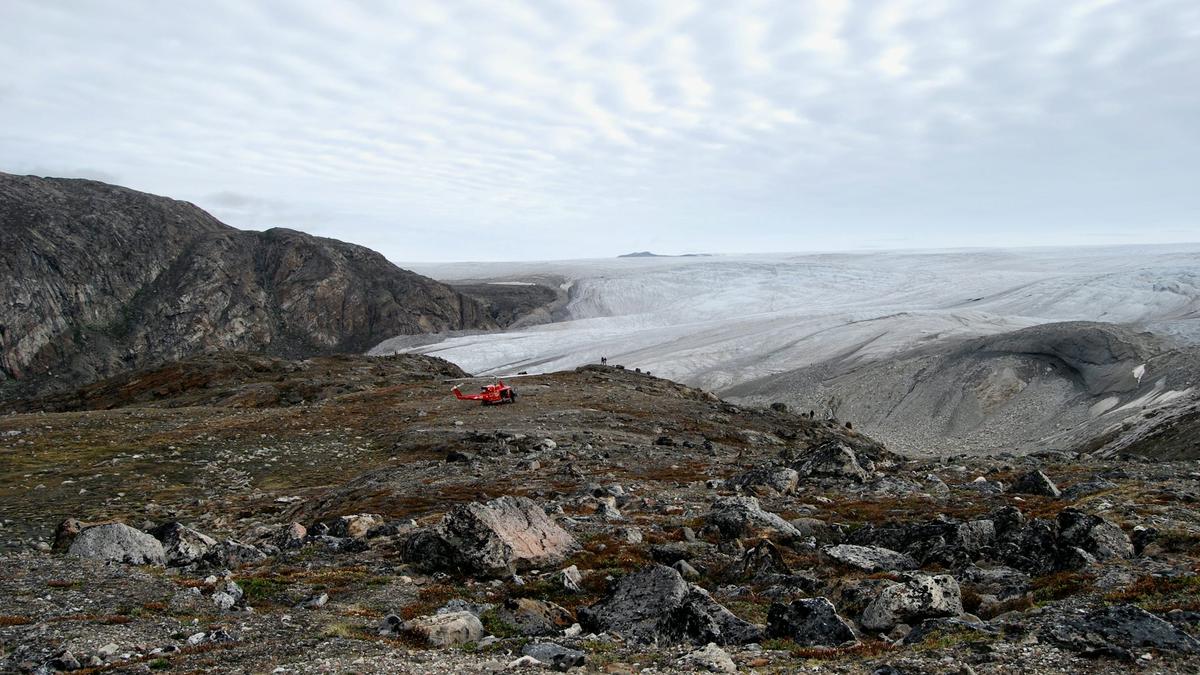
<box><xmin>1</xmin><ymin>0</ymin><xmax>1197</xmax><ymax>261</ymax></box>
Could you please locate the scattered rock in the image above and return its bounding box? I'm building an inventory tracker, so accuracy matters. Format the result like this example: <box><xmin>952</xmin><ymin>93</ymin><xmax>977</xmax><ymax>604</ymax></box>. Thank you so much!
<box><xmin>766</xmin><ymin>598</ymin><xmax>858</xmax><ymax>647</ymax></box>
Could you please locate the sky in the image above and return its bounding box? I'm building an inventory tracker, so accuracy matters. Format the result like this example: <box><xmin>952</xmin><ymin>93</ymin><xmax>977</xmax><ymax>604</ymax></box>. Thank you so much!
<box><xmin>2</xmin><ymin>0</ymin><xmax>1198</xmax><ymax>262</ymax></box>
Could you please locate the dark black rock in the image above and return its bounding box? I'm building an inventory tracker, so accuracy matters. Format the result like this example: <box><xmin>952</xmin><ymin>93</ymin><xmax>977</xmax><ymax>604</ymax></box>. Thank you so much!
<box><xmin>578</xmin><ymin>565</ymin><xmax>761</xmax><ymax>645</ymax></box>
<box><xmin>765</xmin><ymin>598</ymin><xmax>857</xmax><ymax>647</ymax></box>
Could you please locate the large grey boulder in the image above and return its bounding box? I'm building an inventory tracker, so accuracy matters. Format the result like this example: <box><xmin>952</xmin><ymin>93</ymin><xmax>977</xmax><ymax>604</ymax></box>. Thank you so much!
<box><xmin>860</xmin><ymin>574</ymin><xmax>963</xmax><ymax>631</ymax></box>
<box><xmin>150</xmin><ymin>522</ymin><xmax>217</xmax><ymax>567</ymax></box>
<box><xmin>68</xmin><ymin>523</ymin><xmax>166</xmax><ymax>566</ymax></box>
<box><xmin>704</xmin><ymin>496</ymin><xmax>802</xmax><ymax>541</ymax></box>
<box><xmin>403</xmin><ymin>496</ymin><xmax>577</xmax><ymax>576</ymax></box>
<box><xmin>766</xmin><ymin>598</ymin><xmax>857</xmax><ymax>647</ymax></box>
<box><xmin>578</xmin><ymin>565</ymin><xmax>762</xmax><ymax>645</ymax></box>
<box><xmin>823</xmin><ymin>544</ymin><xmax>918</xmax><ymax>573</ymax></box>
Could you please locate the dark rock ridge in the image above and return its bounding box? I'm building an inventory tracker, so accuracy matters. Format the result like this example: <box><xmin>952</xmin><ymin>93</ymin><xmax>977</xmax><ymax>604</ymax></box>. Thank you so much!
<box><xmin>0</xmin><ymin>172</ymin><xmax>495</xmax><ymax>397</ymax></box>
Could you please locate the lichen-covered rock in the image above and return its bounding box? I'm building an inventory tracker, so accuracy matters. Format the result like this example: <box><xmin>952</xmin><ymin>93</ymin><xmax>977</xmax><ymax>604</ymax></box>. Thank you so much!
<box><xmin>1046</xmin><ymin>604</ymin><xmax>1200</xmax><ymax>656</ymax></box>
<box><xmin>677</xmin><ymin>642</ymin><xmax>737</xmax><ymax>673</ymax></box>
<box><xmin>1056</xmin><ymin>508</ymin><xmax>1132</xmax><ymax>561</ymax></box>
<box><xmin>728</xmin><ymin>465</ymin><xmax>800</xmax><ymax>495</ymax></box>
<box><xmin>823</xmin><ymin>544</ymin><xmax>918</xmax><ymax>573</ymax></box>
<box><xmin>404</xmin><ymin>611</ymin><xmax>484</xmax><ymax>647</ymax></box>
<box><xmin>494</xmin><ymin>597</ymin><xmax>575</xmax><ymax>636</ymax></box>
<box><xmin>150</xmin><ymin>522</ymin><xmax>217</xmax><ymax>566</ymax></box>
<box><xmin>792</xmin><ymin>441</ymin><xmax>872</xmax><ymax>482</ymax></box>
<box><xmin>861</xmin><ymin>574</ymin><xmax>963</xmax><ymax>631</ymax></box>
<box><xmin>704</xmin><ymin>496</ymin><xmax>802</xmax><ymax>541</ymax></box>
<box><xmin>578</xmin><ymin>564</ymin><xmax>762</xmax><ymax>645</ymax></box>
<box><xmin>402</xmin><ymin>496</ymin><xmax>577</xmax><ymax>576</ymax></box>
<box><xmin>766</xmin><ymin>598</ymin><xmax>857</xmax><ymax>647</ymax></box>
<box><xmin>328</xmin><ymin>513</ymin><xmax>385</xmax><ymax>539</ymax></box>
<box><xmin>67</xmin><ymin>523</ymin><xmax>166</xmax><ymax>566</ymax></box>
<box><xmin>521</xmin><ymin>642</ymin><xmax>586</xmax><ymax>670</ymax></box>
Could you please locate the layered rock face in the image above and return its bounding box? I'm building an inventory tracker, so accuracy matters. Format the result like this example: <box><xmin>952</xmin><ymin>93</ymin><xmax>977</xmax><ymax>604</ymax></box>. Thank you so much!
<box><xmin>0</xmin><ymin>172</ymin><xmax>495</xmax><ymax>396</ymax></box>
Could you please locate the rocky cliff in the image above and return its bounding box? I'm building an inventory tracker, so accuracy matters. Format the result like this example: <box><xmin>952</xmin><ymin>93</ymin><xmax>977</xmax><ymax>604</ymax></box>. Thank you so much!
<box><xmin>0</xmin><ymin>172</ymin><xmax>495</xmax><ymax>397</ymax></box>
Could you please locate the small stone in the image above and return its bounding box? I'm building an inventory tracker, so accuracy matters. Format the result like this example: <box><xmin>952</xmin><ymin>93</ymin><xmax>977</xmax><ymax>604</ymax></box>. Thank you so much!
<box><xmin>521</xmin><ymin>642</ymin><xmax>586</xmax><ymax>671</ymax></box>
<box><xmin>677</xmin><ymin>642</ymin><xmax>737</xmax><ymax>673</ymax></box>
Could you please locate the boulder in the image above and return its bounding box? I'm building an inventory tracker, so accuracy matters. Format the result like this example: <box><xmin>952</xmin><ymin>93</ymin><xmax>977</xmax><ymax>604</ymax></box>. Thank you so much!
<box><xmin>1056</xmin><ymin>509</ymin><xmax>1132</xmax><ymax>561</ymax></box>
<box><xmin>150</xmin><ymin>522</ymin><xmax>217</xmax><ymax>567</ymax></box>
<box><xmin>677</xmin><ymin>642</ymin><xmax>737</xmax><ymax>673</ymax></box>
<box><xmin>792</xmin><ymin>441</ymin><xmax>871</xmax><ymax>482</ymax></box>
<box><xmin>328</xmin><ymin>513</ymin><xmax>385</xmax><ymax>539</ymax></box>
<box><xmin>521</xmin><ymin>642</ymin><xmax>586</xmax><ymax>671</ymax></box>
<box><xmin>823</xmin><ymin>544</ymin><xmax>918</xmax><ymax>573</ymax></box>
<box><xmin>766</xmin><ymin>598</ymin><xmax>858</xmax><ymax>647</ymax></box>
<box><xmin>404</xmin><ymin>611</ymin><xmax>484</xmax><ymax>647</ymax></box>
<box><xmin>1009</xmin><ymin>469</ymin><xmax>1061</xmax><ymax>498</ymax></box>
<box><xmin>860</xmin><ymin>574</ymin><xmax>963</xmax><ymax>631</ymax></box>
<box><xmin>403</xmin><ymin>496</ymin><xmax>577</xmax><ymax>576</ymax></box>
<box><xmin>68</xmin><ymin>523</ymin><xmax>166</xmax><ymax>566</ymax></box>
<box><xmin>495</xmin><ymin>597</ymin><xmax>575</xmax><ymax>636</ymax></box>
<box><xmin>728</xmin><ymin>465</ymin><xmax>800</xmax><ymax>495</ymax></box>
<box><xmin>704</xmin><ymin>496</ymin><xmax>802</xmax><ymax>541</ymax></box>
<box><xmin>275</xmin><ymin>522</ymin><xmax>308</xmax><ymax>550</ymax></box>
<box><xmin>1046</xmin><ymin>604</ymin><xmax>1200</xmax><ymax>656</ymax></box>
<box><xmin>558</xmin><ymin>565</ymin><xmax>583</xmax><ymax>593</ymax></box>
<box><xmin>212</xmin><ymin>539</ymin><xmax>267</xmax><ymax>568</ymax></box>
<box><xmin>578</xmin><ymin>564</ymin><xmax>761</xmax><ymax>645</ymax></box>
<box><xmin>52</xmin><ymin>518</ymin><xmax>85</xmax><ymax>552</ymax></box>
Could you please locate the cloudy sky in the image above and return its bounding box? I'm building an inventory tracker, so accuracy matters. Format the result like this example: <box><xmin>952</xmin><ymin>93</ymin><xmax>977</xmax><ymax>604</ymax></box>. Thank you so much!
<box><xmin>2</xmin><ymin>0</ymin><xmax>1197</xmax><ymax>261</ymax></box>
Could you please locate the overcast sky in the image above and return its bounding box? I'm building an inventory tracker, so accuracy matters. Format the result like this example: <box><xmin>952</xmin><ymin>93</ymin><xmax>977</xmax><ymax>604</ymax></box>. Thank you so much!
<box><xmin>2</xmin><ymin>1</ymin><xmax>1198</xmax><ymax>261</ymax></box>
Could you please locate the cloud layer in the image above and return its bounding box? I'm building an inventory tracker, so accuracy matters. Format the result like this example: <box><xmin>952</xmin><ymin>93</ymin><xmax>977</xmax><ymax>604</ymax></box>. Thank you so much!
<box><xmin>2</xmin><ymin>0</ymin><xmax>1197</xmax><ymax>260</ymax></box>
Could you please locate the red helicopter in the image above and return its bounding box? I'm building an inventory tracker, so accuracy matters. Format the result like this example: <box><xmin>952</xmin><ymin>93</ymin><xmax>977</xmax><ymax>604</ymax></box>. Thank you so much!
<box><xmin>452</xmin><ymin>380</ymin><xmax>517</xmax><ymax>405</ymax></box>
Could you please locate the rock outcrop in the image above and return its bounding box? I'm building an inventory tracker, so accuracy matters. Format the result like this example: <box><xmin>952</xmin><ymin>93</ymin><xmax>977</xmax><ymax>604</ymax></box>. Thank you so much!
<box><xmin>579</xmin><ymin>565</ymin><xmax>762</xmax><ymax>645</ymax></box>
<box><xmin>402</xmin><ymin>496</ymin><xmax>577</xmax><ymax>576</ymax></box>
<box><xmin>0</xmin><ymin>172</ymin><xmax>495</xmax><ymax>397</ymax></box>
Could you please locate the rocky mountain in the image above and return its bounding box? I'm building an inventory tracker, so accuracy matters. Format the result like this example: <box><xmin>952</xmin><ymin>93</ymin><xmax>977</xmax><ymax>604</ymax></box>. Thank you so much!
<box><xmin>0</xmin><ymin>172</ymin><xmax>496</xmax><ymax>398</ymax></box>
<box><xmin>726</xmin><ymin>321</ymin><xmax>1200</xmax><ymax>458</ymax></box>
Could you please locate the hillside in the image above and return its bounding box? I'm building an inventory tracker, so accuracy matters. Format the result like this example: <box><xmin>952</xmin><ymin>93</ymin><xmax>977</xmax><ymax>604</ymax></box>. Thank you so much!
<box><xmin>726</xmin><ymin>322</ymin><xmax>1200</xmax><ymax>457</ymax></box>
<box><xmin>4</xmin><ymin>361</ymin><xmax>1200</xmax><ymax>672</ymax></box>
<box><xmin>0</xmin><ymin>173</ymin><xmax>496</xmax><ymax>398</ymax></box>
